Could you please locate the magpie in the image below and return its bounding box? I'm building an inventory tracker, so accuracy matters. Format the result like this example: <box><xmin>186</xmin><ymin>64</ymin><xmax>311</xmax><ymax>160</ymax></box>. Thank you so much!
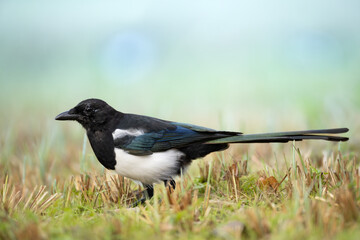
<box><xmin>55</xmin><ymin>98</ymin><xmax>349</xmax><ymax>203</ymax></box>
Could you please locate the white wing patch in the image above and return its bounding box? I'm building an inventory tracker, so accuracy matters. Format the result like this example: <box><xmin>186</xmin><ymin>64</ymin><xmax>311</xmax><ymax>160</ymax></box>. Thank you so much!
<box><xmin>114</xmin><ymin>148</ymin><xmax>184</xmax><ymax>184</ymax></box>
<box><xmin>112</xmin><ymin>128</ymin><xmax>144</xmax><ymax>139</ymax></box>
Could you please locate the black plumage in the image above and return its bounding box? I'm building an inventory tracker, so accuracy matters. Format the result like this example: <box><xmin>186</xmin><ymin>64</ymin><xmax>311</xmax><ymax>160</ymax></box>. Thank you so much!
<box><xmin>55</xmin><ymin>98</ymin><xmax>349</xmax><ymax>203</ymax></box>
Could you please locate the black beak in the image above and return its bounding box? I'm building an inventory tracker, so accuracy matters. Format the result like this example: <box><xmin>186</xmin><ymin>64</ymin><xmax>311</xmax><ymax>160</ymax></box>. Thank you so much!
<box><xmin>55</xmin><ymin>109</ymin><xmax>79</xmax><ymax>121</ymax></box>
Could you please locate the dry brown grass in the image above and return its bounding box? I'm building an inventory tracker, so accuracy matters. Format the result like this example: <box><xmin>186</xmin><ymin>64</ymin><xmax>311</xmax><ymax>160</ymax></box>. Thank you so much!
<box><xmin>0</xmin><ymin>122</ymin><xmax>358</xmax><ymax>239</ymax></box>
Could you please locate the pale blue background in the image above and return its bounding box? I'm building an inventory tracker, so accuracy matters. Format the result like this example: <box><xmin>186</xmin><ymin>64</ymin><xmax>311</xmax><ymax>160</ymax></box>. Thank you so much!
<box><xmin>0</xmin><ymin>1</ymin><xmax>359</xmax><ymax>132</ymax></box>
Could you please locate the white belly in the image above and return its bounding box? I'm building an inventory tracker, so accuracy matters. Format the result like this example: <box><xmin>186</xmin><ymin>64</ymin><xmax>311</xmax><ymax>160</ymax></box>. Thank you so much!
<box><xmin>114</xmin><ymin>148</ymin><xmax>184</xmax><ymax>184</ymax></box>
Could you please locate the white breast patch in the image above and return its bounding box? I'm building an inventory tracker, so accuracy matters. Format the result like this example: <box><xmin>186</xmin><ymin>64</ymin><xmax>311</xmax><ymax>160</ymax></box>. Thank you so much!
<box><xmin>113</xmin><ymin>148</ymin><xmax>184</xmax><ymax>184</ymax></box>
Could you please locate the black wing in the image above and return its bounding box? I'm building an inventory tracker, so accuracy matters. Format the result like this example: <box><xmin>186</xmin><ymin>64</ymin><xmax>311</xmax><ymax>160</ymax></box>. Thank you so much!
<box><xmin>113</xmin><ymin>115</ymin><xmax>239</xmax><ymax>155</ymax></box>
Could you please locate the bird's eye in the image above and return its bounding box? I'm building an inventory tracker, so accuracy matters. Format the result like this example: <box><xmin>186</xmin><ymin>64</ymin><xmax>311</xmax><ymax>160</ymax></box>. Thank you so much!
<box><xmin>84</xmin><ymin>106</ymin><xmax>94</xmax><ymax>116</ymax></box>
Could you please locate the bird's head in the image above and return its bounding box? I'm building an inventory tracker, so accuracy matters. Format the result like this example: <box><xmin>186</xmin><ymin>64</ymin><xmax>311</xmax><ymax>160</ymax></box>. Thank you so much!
<box><xmin>55</xmin><ymin>99</ymin><xmax>119</xmax><ymax>130</ymax></box>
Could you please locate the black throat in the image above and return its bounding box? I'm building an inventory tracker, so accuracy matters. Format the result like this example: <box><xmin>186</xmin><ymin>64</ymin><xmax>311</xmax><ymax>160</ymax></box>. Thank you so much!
<box><xmin>86</xmin><ymin>129</ymin><xmax>117</xmax><ymax>170</ymax></box>
<box><xmin>84</xmin><ymin>112</ymin><xmax>124</xmax><ymax>170</ymax></box>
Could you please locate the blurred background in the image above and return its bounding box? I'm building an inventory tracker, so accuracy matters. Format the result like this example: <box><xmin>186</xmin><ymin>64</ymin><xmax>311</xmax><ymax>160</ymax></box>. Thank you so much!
<box><xmin>0</xmin><ymin>1</ymin><xmax>359</xmax><ymax>153</ymax></box>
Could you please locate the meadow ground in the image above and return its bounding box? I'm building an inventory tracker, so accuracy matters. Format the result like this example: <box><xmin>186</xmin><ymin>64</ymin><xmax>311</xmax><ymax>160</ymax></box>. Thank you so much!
<box><xmin>0</xmin><ymin>103</ymin><xmax>359</xmax><ymax>240</ymax></box>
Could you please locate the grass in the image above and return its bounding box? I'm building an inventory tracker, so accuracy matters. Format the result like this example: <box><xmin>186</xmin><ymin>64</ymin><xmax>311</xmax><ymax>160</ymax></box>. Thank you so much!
<box><xmin>0</xmin><ymin>114</ymin><xmax>359</xmax><ymax>240</ymax></box>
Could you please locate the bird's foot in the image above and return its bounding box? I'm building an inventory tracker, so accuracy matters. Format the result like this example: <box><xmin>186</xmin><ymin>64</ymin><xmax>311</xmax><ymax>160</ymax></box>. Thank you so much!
<box><xmin>130</xmin><ymin>197</ymin><xmax>147</xmax><ymax>207</ymax></box>
<box><xmin>129</xmin><ymin>184</ymin><xmax>154</xmax><ymax>208</ymax></box>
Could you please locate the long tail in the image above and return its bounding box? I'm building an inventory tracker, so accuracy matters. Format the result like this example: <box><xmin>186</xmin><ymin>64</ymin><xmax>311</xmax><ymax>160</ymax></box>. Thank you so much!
<box><xmin>207</xmin><ymin>128</ymin><xmax>349</xmax><ymax>144</ymax></box>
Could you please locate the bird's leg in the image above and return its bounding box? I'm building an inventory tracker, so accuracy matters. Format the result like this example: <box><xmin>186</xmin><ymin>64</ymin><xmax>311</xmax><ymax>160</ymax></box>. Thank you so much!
<box><xmin>144</xmin><ymin>184</ymin><xmax>154</xmax><ymax>199</ymax></box>
<box><xmin>131</xmin><ymin>184</ymin><xmax>153</xmax><ymax>207</ymax></box>
<box><xmin>163</xmin><ymin>179</ymin><xmax>176</xmax><ymax>193</ymax></box>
